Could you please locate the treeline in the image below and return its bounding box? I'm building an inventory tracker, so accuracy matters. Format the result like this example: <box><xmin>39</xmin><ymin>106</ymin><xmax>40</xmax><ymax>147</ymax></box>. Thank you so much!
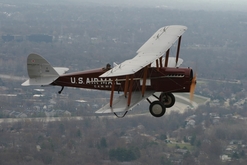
<box><xmin>1</xmin><ymin>105</ymin><xmax>247</xmax><ymax>164</ymax></box>
<box><xmin>1</xmin><ymin>34</ymin><xmax>53</xmax><ymax>43</ymax></box>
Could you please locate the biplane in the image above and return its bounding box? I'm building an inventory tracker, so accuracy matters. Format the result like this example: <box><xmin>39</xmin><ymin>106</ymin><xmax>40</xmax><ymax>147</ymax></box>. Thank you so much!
<box><xmin>22</xmin><ymin>25</ymin><xmax>196</xmax><ymax>118</ymax></box>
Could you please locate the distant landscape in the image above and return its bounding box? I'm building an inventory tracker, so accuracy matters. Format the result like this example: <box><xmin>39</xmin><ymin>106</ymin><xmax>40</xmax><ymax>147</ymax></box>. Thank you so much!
<box><xmin>0</xmin><ymin>1</ymin><xmax>247</xmax><ymax>164</ymax></box>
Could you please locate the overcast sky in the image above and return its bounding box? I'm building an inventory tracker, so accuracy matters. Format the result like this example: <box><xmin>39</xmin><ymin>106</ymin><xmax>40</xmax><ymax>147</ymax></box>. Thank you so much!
<box><xmin>71</xmin><ymin>0</ymin><xmax>247</xmax><ymax>11</ymax></box>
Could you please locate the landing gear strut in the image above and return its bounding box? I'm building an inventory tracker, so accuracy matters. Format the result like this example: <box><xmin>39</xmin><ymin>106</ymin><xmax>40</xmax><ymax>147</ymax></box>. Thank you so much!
<box><xmin>149</xmin><ymin>101</ymin><xmax>166</xmax><ymax>117</ymax></box>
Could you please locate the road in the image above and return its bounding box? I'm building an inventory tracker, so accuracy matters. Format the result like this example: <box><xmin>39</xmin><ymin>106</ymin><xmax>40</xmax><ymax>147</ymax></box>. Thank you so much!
<box><xmin>0</xmin><ymin>74</ymin><xmax>26</xmax><ymax>81</ymax></box>
<box><xmin>198</xmin><ymin>78</ymin><xmax>241</xmax><ymax>84</ymax></box>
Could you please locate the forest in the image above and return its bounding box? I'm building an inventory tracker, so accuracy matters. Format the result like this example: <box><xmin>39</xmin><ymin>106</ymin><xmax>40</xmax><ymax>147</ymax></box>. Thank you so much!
<box><xmin>1</xmin><ymin>105</ymin><xmax>247</xmax><ymax>164</ymax></box>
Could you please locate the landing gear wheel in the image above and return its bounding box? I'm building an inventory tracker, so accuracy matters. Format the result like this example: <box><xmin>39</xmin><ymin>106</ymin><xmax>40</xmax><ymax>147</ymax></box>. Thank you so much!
<box><xmin>149</xmin><ymin>101</ymin><xmax>166</xmax><ymax>117</ymax></box>
<box><xmin>159</xmin><ymin>92</ymin><xmax>175</xmax><ymax>108</ymax></box>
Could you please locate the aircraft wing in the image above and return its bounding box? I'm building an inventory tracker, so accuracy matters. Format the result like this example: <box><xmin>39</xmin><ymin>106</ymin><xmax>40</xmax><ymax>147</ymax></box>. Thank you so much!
<box><xmin>95</xmin><ymin>91</ymin><xmax>154</xmax><ymax>114</ymax></box>
<box><xmin>100</xmin><ymin>25</ymin><xmax>187</xmax><ymax>78</ymax></box>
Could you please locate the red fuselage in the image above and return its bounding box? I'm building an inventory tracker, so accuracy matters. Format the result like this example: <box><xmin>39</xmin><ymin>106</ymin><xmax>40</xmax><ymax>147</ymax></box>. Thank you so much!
<box><xmin>52</xmin><ymin>67</ymin><xmax>193</xmax><ymax>93</ymax></box>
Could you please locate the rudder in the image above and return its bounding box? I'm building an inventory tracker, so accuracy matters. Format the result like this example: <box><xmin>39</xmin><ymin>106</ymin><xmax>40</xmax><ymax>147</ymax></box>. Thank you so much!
<box><xmin>22</xmin><ymin>53</ymin><xmax>59</xmax><ymax>86</ymax></box>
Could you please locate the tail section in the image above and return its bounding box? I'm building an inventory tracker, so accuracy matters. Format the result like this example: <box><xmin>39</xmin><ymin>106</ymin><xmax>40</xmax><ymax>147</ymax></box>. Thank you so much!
<box><xmin>22</xmin><ymin>53</ymin><xmax>68</xmax><ymax>86</ymax></box>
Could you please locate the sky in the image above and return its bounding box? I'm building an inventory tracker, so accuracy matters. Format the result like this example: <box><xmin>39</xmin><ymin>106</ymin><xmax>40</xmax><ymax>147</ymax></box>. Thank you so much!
<box><xmin>8</xmin><ymin>0</ymin><xmax>247</xmax><ymax>11</ymax></box>
<box><xmin>70</xmin><ymin>0</ymin><xmax>247</xmax><ymax>11</ymax></box>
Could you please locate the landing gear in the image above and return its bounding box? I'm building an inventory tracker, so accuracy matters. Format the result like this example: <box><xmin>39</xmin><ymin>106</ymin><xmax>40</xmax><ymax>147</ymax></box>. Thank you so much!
<box><xmin>147</xmin><ymin>92</ymin><xmax>175</xmax><ymax>117</ymax></box>
<box><xmin>159</xmin><ymin>92</ymin><xmax>175</xmax><ymax>108</ymax></box>
<box><xmin>149</xmin><ymin>101</ymin><xmax>166</xmax><ymax>117</ymax></box>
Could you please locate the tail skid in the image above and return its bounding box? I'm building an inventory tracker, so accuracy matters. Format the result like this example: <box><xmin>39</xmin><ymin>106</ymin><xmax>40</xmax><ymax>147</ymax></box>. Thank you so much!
<box><xmin>22</xmin><ymin>53</ymin><xmax>69</xmax><ymax>86</ymax></box>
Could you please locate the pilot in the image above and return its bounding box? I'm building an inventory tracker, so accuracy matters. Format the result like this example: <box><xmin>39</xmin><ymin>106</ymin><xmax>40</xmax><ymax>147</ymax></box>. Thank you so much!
<box><xmin>106</xmin><ymin>63</ymin><xmax>111</xmax><ymax>70</ymax></box>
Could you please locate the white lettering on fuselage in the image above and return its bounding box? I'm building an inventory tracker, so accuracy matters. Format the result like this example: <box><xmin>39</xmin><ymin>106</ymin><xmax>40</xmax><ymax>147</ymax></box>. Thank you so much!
<box><xmin>70</xmin><ymin>77</ymin><xmax>120</xmax><ymax>88</ymax></box>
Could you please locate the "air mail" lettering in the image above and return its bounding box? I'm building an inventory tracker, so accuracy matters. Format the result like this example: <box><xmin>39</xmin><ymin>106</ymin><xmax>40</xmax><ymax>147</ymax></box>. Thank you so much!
<box><xmin>70</xmin><ymin>77</ymin><xmax>120</xmax><ymax>85</ymax></box>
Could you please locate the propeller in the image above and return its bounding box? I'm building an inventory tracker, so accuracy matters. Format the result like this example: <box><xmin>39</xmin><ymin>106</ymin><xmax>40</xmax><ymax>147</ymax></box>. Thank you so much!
<box><xmin>190</xmin><ymin>74</ymin><xmax>197</xmax><ymax>102</ymax></box>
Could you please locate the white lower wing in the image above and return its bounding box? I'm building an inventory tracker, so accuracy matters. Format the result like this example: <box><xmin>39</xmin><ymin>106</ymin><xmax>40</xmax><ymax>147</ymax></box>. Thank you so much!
<box><xmin>95</xmin><ymin>91</ymin><xmax>154</xmax><ymax>114</ymax></box>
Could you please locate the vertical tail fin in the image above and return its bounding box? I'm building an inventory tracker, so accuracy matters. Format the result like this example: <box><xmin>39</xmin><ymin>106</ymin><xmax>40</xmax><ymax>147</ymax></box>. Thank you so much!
<box><xmin>22</xmin><ymin>53</ymin><xmax>60</xmax><ymax>86</ymax></box>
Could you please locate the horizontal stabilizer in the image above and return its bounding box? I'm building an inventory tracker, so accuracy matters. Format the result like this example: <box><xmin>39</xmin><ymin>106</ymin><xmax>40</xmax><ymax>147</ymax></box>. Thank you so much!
<box><xmin>95</xmin><ymin>91</ymin><xmax>154</xmax><ymax>114</ymax></box>
<box><xmin>22</xmin><ymin>77</ymin><xmax>59</xmax><ymax>86</ymax></box>
<box><xmin>54</xmin><ymin>67</ymin><xmax>69</xmax><ymax>75</ymax></box>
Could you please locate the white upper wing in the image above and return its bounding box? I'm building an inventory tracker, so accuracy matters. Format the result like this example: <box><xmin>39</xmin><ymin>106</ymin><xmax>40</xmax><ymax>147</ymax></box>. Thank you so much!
<box><xmin>100</xmin><ymin>25</ymin><xmax>187</xmax><ymax>78</ymax></box>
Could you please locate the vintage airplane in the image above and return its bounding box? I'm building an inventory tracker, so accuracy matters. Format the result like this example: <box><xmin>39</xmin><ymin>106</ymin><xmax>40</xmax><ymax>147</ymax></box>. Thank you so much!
<box><xmin>22</xmin><ymin>25</ymin><xmax>196</xmax><ymax>118</ymax></box>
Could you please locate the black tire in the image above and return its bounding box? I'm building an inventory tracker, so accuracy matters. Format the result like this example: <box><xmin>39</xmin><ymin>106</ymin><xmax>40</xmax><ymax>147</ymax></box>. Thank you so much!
<box><xmin>149</xmin><ymin>101</ymin><xmax>166</xmax><ymax>117</ymax></box>
<box><xmin>159</xmin><ymin>92</ymin><xmax>175</xmax><ymax>108</ymax></box>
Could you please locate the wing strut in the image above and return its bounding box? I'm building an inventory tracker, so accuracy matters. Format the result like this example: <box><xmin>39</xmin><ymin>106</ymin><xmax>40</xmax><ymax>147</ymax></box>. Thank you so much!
<box><xmin>110</xmin><ymin>78</ymin><xmax>116</xmax><ymax>107</ymax></box>
<box><xmin>141</xmin><ymin>66</ymin><xmax>148</xmax><ymax>97</ymax></box>
<box><xmin>127</xmin><ymin>75</ymin><xmax>134</xmax><ymax>106</ymax></box>
<box><xmin>155</xmin><ymin>57</ymin><xmax>163</xmax><ymax>70</ymax></box>
<box><xmin>165</xmin><ymin>49</ymin><xmax>170</xmax><ymax>67</ymax></box>
<box><xmin>159</xmin><ymin>57</ymin><xmax>163</xmax><ymax>69</ymax></box>
<box><xmin>155</xmin><ymin>60</ymin><xmax>159</xmax><ymax>70</ymax></box>
<box><xmin>176</xmin><ymin>36</ymin><xmax>182</xmax><ymax>64</ymax></box>
<box><xmin>124</xmin><ymin>75</ymin><xmax>129</xmax><ymax>97</ymax></box>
